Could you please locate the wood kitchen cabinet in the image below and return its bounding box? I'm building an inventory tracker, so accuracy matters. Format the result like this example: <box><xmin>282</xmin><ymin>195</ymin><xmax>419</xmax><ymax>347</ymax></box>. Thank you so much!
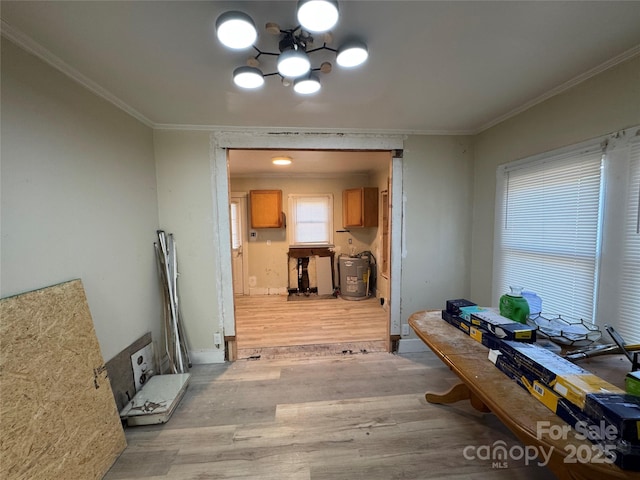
<box><xmin>250</xmin><ymin>190</ymin><xmax>284</xmax><ymax>228</ymax></box>
<box><xmin>343</xmin><ymin>187</ymin><xmax>378</xmax><ymax>228</ymax></box>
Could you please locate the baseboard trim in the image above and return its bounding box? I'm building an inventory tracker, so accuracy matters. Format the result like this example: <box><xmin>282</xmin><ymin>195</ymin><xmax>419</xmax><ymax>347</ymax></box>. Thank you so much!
<box><xmin>189</xmin><ymin>349</ymin><xmax>226</xmax><ymax>364</ymax></box>
<box><xmin>397</xmin><ymin>338</ymin><xmax>429</xmax><ymax>354</ymax></box>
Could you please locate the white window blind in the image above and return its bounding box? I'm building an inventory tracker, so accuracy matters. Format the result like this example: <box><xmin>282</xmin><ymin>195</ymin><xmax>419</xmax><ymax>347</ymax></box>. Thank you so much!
<box><xmin>288</xmin><ymin>194</ymin><xmax>333</xmax><ymax>246</ymax></box>
<box><xmin>494</xmin><ymin>147</ymin><xmax>604</xmax><ymax>322</ymax></box>
<box><xmin>495</xmin><ymin>127</ymin><xmax>640</xmax><ymax>343</ymax></box>
<box><xmin>613</xmin><ymin>139</ymin><xmax>640</xmax><ymax>343</ymax></box>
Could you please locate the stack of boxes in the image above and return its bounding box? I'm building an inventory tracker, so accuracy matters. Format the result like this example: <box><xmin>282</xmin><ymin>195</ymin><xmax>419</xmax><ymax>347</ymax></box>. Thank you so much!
<box><xmin>443</xmin><ymin>299</ymin><xmax>640</xmax><ymax>470</ymax></box>
<box><xmin>442</xmin><ymin>299</ymin><xmax>536</xmax><ymax>349</ymax></box>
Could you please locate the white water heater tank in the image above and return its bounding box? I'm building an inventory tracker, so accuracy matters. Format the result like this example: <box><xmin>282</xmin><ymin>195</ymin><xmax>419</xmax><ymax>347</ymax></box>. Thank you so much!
<box><xmin>339</xmin><ymin>255</ymin><xmax>370</xmax><ymax>300</ymax></box>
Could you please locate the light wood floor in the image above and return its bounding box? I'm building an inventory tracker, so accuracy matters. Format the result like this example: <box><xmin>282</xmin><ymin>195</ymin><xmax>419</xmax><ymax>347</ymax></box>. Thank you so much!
<box><xmin>105</xmin><ymin>352</ymin><xmax>553</xmax><ymax>479</ymax></box>
<box><xmin>233</xmin><ymin>295</ymin><xmax>389</xmax><ymax>359</ymax></box>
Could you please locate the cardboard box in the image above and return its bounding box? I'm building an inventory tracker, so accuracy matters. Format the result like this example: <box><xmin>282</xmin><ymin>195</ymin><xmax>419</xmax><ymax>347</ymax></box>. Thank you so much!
<box><xmin>498</xmin><ymin>340</ymin><xmax>623</xmax><ymax>410</ymax></box>
<box><xmin>458</xmin><ymin>305</ymin><xmax>486</xmax><ymax>321</ymax></box>
<box><xmin>526</xmin><ymin>377</ymin><xmax>562</xmax><ymax>412</ymax></box>
<box><xmin>445</xmin><ymin>298</ymin><xmax>476</xmax><ymax>316</ymax></box>
<box><xmin>470</xmin><ymin>310</ymin><xmax>537</xmax><ymax>342</ymax></box>
<box><xmin>489</xmin><ymin>351</ymin><xmax>640</xmax><ymax>470</ymax></box>
<box><xmin>441</xmin><ymin>310</ymin><xmax>470</xmax><ymax>334</ymax></box>
<box><xmin>584</xmin><ymin>393</ymin><xmax>640</xmax><ymax>444</ymax></box>
<box><xmin>489</xmin><ymin>350</ymin><xmax>527</xmax><ymax>386</ymax></box>
<box><xmin>498</xmin><ymin>340</ymin><xmax>589</xmax><ymax>386</ymax></box>
<box><xmin>614</xmin><ymin>450</ymin><xmax>640</xmax><ymax>472</ymax></box>
<box><xmin>441</xmin><ymin>310</ymin><xmax>503</xmax><ymax>350</ymax></box>
<box><xmin>490</xmin><ymin>349</ymin><xmax>572</xmax><ymax>414</ymax></box>
<box><xmin>489</xmin><ymin>349</ymin><xmax>640</xmax><ymax>470</ymax></box>
<box><xmin>554</xmin><ymin>374</ymin><xmax>624</xmax><ymax>410</ymax></box>
<box><xmin>469</xmin><ymin>325</ymin><xmax>503</xmax><ymax>351</ymax></box>
<box><xmin>552</xmin><ymin>391</ymin><xmax>640</xmax><ymax>470</ymax></box>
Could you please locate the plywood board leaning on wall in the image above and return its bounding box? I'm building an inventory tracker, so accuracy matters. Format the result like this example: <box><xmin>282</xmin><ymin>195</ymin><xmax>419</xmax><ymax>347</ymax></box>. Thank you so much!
<box><xmin>0</xmin><ymin>279</ymin><xmax>127</xmax><ymax>479</ymax></box>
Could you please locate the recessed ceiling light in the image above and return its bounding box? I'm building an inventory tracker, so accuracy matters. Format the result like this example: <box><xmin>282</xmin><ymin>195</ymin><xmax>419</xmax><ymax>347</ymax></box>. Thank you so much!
<box><xmin>272</xmin><ymin>156</ymin><xmax>293</xmax><ymax>166</ymax></box>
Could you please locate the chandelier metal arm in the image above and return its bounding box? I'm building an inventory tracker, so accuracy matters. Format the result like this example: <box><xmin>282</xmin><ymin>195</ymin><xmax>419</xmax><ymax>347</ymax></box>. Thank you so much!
<box><xmin>260</xmin><ymin>67</ymin><xmax>324</xmax><ymax>77</ymax></box>
<box><xmin>253</xmin><ymin>62</ymin><xmax>329</xmax><ymax>79</ymax></box>
<box><xmin>252</xmin><ymin>41</ymin><xmax>337</xmax><ymax>64</ymax></box>
<box><xmin>305</xmin><ymin>43</ymin><xmax>337</xmax><ymax>55</ymax></box>
<box><xmin>252</xmin><ymin>46</ymin><xmax>279</xmax><ymax>59</ymax></box>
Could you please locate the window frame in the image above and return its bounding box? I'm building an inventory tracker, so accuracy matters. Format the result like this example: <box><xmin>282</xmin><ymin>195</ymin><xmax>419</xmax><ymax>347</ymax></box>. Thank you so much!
<box><xmin>287</xmin><ymin>193</ymin><xmax>334</xmax><ymax>247</ymax></box>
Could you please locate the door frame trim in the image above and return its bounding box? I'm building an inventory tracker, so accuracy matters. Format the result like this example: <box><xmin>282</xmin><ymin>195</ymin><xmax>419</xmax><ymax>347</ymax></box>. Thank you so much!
<box><xmin>210</xmin><ymin>132</ymin><xmax>405</xmax><ymax>337</ymax></box>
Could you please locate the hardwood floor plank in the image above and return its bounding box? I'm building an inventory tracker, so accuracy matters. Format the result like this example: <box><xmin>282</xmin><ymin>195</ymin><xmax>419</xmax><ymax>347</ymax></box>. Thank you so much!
<box><xmin>121</xmin><ymin>425</ymin><xmax>236</xmax><ymax>450</ymax></box>
<box><xmin>162</xmin><ymin>459</ymin><xmax>311</xmax><ymax>480</ymax></box>
<box><xmin>104</xmin><ymin>449</ymin><xmax>178</xmax><ymax>479</ymax></box>
<box><xmin>105</xmin><ymin>352</ymin><xmax>555</xmax><ymax>480</ymax></box>
<box><xmin>234</xmin><ymin>295</ymin><xmax>388</xmax><ymax>356</ymax></box>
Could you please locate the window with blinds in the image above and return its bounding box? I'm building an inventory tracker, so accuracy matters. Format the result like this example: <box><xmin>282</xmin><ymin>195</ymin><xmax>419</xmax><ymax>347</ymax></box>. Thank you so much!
<box><xmin>616</xmin><ymin>140</ymin><xmax>640</xmax><ymax>342</ymax></box>
<box><xmin>494</xmin><ymin>127</ymin><xmax>640</xmax><ymax>343</ymax></box>
<box><xmin>288</xmin><ymin>194</ymin><xmax>333</xmax><ymax>246</ymax></box>
<box><xmin>494</xmin><ymin>148</ymin><xmax>603</xmax><ymax>322</ymax></box>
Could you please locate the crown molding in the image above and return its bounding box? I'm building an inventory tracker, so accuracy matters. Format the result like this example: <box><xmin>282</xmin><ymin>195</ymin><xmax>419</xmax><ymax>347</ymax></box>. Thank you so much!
<box><xmin>153</xmin><ymin>123</ymin><xmax>475</xmax><ymax>136</ymax></box>
<box><xmin>475</xmin><ymin>43</ymin><xmax>640</xmax><ymax>134</ymax></box>
<box><xmin>1</xmin><ymin>19</ymin><xmax>154</xmax><ymax>128</ymax></box>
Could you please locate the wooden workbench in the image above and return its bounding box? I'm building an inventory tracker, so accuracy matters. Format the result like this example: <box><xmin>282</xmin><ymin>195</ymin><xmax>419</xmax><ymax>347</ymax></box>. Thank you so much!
<box><xmin>409</xmin><ymin>310</ymin><xmax>639</xmax><ymax>480</ymax></box>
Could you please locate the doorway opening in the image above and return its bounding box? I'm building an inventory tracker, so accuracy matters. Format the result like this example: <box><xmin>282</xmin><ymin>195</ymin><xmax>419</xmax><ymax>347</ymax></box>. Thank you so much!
<box><xmin>228</xmin><ymin>149</ymin><xmax>392</xmax><ymax>359</ymax></box>
<box><xmin>210</xmin><ymin>130</ymin><xmax>404</xmax><ymax>360</ymax></box>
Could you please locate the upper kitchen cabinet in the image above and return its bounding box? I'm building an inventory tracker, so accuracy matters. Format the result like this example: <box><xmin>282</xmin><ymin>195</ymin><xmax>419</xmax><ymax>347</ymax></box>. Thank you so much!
<box><xmin>250</xmin><ymin>190</ymin><xmax>284</xmax><ymax>228</ymax></box>
<box><xmin>343</xmin><ymin>187</ymin><xmax>378</xmax><ymax>228</ymax></box>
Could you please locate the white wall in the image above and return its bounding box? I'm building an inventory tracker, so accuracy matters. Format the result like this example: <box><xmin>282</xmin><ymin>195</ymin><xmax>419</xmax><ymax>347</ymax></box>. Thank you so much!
<box><xmin>470</xmin><ymin>55</ymin><xmax>640</xmax><ymax>306</ymax></box>
<box><xmin>399</xmin><ymin>135</ymin><xmax>474</xmax><ymax>329</ymax></box>
<box><xmin>153</xmin><ymin>130</ymin><xmax>223</xmax><ymax>363</ymax></box>
<box><xmin>155</xmin><ymin>133</ymin><xmax>473</xmax><ymax>356</ymax></box>
<box><xmin>0</xmin><ymin>39</ymin><xmax>161</xmax><ymax>361</ymax></box>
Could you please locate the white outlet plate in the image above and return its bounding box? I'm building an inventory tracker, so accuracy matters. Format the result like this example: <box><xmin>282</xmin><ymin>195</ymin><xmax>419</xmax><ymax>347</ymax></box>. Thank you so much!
<box><xmin>401</xmin><ymin>324</ymin><xmax>410</xmax><ymax>336</ymax></box>
<box><xmin>131</xmin><ymin>343</ymin><xmax>154</xmax><ymax>393</ymax></box>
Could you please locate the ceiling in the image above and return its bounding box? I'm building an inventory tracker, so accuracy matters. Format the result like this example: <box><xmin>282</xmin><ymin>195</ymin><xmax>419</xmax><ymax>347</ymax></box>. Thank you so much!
<box><xmin>2</xmin><ymin>1</ymin><xmax>640</xmax><ymax>174</ymax></box>
<box><xmin>228</xmin><ymin>149</ymin><xmax>392</xmax><ymax>176</ymax></box>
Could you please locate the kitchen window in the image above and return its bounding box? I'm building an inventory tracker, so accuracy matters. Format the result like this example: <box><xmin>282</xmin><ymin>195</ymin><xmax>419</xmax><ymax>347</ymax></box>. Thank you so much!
<box><xmin>288</xmin><ymin>194</ymin><xmax>334</xmax><ymax>246</ymax></box>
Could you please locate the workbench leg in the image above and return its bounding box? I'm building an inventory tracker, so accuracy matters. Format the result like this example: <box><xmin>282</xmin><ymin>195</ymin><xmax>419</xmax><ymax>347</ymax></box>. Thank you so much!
<box><xmin>426</xmin><ymin>382</ymin><xmax>490</xmax><ymax>413</ymax></box>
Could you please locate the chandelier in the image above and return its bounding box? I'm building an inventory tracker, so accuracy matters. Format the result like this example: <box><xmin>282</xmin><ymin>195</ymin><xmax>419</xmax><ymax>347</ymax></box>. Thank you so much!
<box><xmin>215</xmin><ymin>0</ymin><xmax>368</xmax><ymax>95</ymax></box>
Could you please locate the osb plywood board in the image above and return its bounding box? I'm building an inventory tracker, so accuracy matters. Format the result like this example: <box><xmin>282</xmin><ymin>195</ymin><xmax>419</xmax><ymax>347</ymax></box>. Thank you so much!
<box><xmin>0</xmin><ymin>279</ymin><xmax>126</xmax><ymax>480</ymax></box>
